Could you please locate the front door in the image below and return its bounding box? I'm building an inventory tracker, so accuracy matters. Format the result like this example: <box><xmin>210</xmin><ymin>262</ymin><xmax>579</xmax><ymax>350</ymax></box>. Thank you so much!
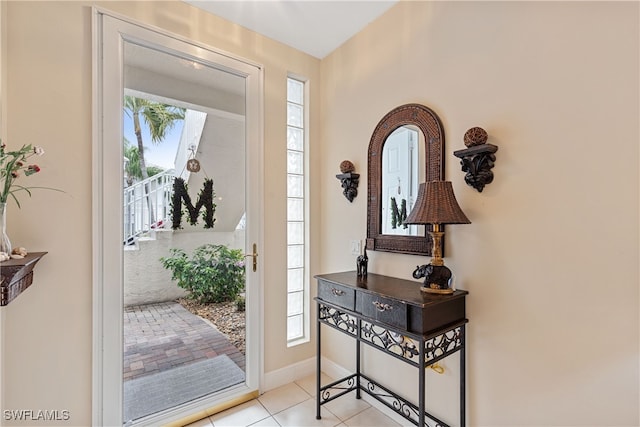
<box><xmin>381</xmin><ymin>126</ymin><xmax>419</xmax><ymax>235</ymax></box>
<box><xmin>93</xmin><ymin>10</ymin><xmax>263</xmax><ymax>426</ymax></box>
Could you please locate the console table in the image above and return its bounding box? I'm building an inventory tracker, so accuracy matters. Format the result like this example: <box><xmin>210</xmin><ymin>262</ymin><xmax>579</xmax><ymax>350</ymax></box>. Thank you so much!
<box><xmin>315</xmin><ymin>271</ymin><xmax>468</xmax><ymax>427</ymax></box>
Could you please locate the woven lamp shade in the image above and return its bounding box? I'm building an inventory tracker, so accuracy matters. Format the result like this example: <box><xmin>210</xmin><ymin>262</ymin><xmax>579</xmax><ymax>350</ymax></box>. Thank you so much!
<box><xmin>405</xmin><ymin>181</ymin><xmax>471</xmax><ymax>225</ymax></box>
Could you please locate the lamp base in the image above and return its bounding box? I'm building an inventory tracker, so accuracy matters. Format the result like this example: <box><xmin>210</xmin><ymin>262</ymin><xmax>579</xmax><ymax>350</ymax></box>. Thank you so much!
<box><xmin>421</xmin><ymin>286</ymin><xmax>454</xmax><ymax>295</ymax></box>
<box><xmin>412</xmin><ymin>263</ymin><xmax>454</xmax><ymax>294</ymax></box>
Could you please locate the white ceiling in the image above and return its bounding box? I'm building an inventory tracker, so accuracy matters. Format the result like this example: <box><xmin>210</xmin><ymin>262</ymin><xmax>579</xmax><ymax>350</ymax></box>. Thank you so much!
<box><xmin>184</xmin><ymin>0</ymin><xmax>398</xmax><ymax>59</ymax></box>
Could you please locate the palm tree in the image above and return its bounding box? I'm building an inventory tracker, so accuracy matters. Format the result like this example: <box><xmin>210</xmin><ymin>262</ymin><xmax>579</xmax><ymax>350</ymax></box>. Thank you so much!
<box><xmin>124</xmin><ymin>139</ymin><xmax>165</xmax><ymax>187</ymax></box>
<box><xmin>123</xmin><ymin>139</ymin><xmax>141</xmax><ymax>187</ymax></box>
<box><xmin>123</xmin><ymin>96</ymin><xmax>185</xmax><ymax>224</ymax></box>
<box><xmin>123</xmin><ymin>96</ymin><xmax>185</xmax><ymax>181</ymax></box>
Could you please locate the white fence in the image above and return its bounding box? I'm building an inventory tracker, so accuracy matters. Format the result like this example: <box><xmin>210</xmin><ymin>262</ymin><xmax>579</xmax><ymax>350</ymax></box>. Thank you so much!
<box><xmin>123</xmin><ymin>170</ymin><xmax>175</xmax><ymax>245</ymax></box>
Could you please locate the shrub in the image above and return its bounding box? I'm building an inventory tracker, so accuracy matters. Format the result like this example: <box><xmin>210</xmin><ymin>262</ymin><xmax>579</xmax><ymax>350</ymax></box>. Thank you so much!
<box><xmin>235</xmin><ymin>295</ymin><xmax>246</xmax><ymax>312</ymax></box>
<box><xmin>160</xmin><ymin>244</ymin><xmax>245</xmax><ymax>303</ymax></box>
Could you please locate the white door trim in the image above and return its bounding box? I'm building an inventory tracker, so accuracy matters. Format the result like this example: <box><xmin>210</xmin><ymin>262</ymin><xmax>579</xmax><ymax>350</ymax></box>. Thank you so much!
<box><xmin>92</xmin><ymin>8</ymin><xmax>264</xmax><ymax>426</ymax></box>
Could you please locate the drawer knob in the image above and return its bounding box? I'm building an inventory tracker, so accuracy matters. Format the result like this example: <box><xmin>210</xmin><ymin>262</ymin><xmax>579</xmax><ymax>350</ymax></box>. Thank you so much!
<box><xmin>331</xmin><ymin>288</ymin><xmax>345</xmax><ymax>296</ymax></box>
<box><xmin>373</xmin><ymin>301</ymin><xmax>392</xmax><ymax>312</ymax></box>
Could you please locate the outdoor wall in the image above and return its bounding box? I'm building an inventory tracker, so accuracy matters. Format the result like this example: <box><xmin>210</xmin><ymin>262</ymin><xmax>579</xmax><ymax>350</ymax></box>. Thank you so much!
<box><xmin>1</xmin><ymin>1</ymin><xmax>320</xmax><ymax>425</ymax></box>
<box><xmin>319</xmin><ymin>2</ymin><xmax>639</xmax><ymax>427</ymax></box>
<box><xmin>124</xmin><ymin>229</ymin><xmax>244</xmax><ymax>306</ymax></box>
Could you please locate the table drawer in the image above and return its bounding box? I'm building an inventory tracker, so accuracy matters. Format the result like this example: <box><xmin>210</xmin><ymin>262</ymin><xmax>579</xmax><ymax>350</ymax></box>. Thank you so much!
<box><xmin>357</xmin><ymin>293</ymin><xmax>407</xmax><ymax>330</ymax></box>
<box><xmin>317</xmin><ymin>281</ymin><xmax>355</xmax><ymax>311</ymax></box>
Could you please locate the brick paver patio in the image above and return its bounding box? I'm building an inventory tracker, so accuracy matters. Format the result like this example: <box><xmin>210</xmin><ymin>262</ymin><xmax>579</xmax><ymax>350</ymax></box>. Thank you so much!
<box><xmin>123</xmin><ymin>301</ymin><xmax>245</xmax><ymax>381</ymax></box>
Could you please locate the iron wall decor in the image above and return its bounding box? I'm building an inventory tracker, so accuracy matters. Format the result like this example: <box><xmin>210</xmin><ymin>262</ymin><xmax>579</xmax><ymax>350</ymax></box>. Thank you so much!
<box><xmin>336</xmin><ymin>160</ymin><xmax>359</xmax><ymax>202</ymax></box>
<box><xmin>171</xmin><ymin>177</ymin><xmax>216</xmax><ymax>229</ymax></box>
<box><xmin>453</xmin><ymin>127</ymin><xmax>498</xmax><ymax>192</ymax></box>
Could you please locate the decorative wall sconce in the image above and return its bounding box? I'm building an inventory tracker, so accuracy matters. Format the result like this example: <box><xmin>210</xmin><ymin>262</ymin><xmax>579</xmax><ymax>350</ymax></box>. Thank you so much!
<box><xmin>453</xmin><ymin>127</ymin><xmax>498</xmax><ymax>192</ymax></box>
<box><xmin>336</xmin><ymin>160</ymin><xmax>359</xmax><ymax>202</ymax></box>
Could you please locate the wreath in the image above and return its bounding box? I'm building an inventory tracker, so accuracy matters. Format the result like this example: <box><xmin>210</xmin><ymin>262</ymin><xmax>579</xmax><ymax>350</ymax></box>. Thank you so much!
<box><xmin>171</xmin><ymin>177</ymin><xmax>216</xmax><ymax>229</ymax></box>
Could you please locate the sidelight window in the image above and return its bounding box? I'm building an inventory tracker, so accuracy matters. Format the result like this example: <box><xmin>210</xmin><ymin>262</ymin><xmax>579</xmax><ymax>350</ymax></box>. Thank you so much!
<box><xmin>286</xmin><ymin>76</ymin><xmax>308</xmax><ymax>345</ymax></box>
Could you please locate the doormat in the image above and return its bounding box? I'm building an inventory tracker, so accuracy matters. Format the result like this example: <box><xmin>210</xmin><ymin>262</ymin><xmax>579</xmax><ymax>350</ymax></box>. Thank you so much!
<box><xmin>124</xmin><ymin>354</ymin><xmax>245</xmax><ymax>423</ymax></box>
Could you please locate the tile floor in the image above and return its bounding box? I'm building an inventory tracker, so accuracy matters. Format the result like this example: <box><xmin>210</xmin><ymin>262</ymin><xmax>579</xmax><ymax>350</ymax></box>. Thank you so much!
<box><xmin>185</xmin><ymin>373</ymin><xmax>403</xmax><ymax>427</ymax></box>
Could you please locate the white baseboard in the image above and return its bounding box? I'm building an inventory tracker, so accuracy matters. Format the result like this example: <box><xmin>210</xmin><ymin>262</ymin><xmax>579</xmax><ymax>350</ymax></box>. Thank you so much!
<box><xmin>317</xmin><ymin>355</ymin><xmax>350</xmax><ymax>381</ymax></box>
<box><xmin>262</xmin><ymin>356</ymin><xmax>317</xmax><ymax>392</ymax></box>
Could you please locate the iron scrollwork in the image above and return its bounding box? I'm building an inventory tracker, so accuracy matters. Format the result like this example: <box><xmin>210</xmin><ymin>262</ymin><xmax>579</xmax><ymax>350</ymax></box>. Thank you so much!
<box><xmin>424</xmin><ymin>327</ymin><xmax>463</xmax><ymax>364</ymax></box>
<box><xmin>336</xmin><ymin>172</ymin><xmax>360</xmax><ymax>202</ymax></box>
<box><xmin>453</xmin><ymin>127</ymin><xmax>498</xmax><ymax>193</ymax></box>
<box><xmin>336</xmin><ymin>160</ymin><xmax>359</xmax><ymax>202</ymax></box>
<box><xmin>318</xmin><ymin>305</ymin><xmax>357</xmax><ymax>335</ymax></box>
<box><xmin>365</xmin><ymin>379</ymin><xmax>414</xmax><ymax>420</ymax></box>
<box><xmin>316</xmin><ymin>309</ymin><xmax>465</xmax><ymax>427</ymax></box>
<box><xmin>315</xmin><ymin>274</ymin><xmax>467</xmax><ymax>427</ymax></box>
<box><xmin>360</xmin><ymin>375</ymin><xmax>447</xmax><ymax>427</ymax></box>
<box><xmin>321</xmin><ymin>307</ymin><xmax>463</xmax><ymax>366</ymax></box>
<box><xmin>319</xmin><ymin>375</ymin><xmax>356</xmax><ymax>404</ymax></box>
<box><xmin>361</xmin><ymin>322</ymin><xmax>420</xmax><ymax>363</ymax></box>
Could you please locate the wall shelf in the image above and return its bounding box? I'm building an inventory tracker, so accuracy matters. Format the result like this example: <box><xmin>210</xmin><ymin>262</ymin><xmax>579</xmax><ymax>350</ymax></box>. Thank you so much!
<box><xmin>453</xmin><ymin>143</ymin><xmax>498</xmax><ymax>192</ymax></box>
<box><xmin>1</xmin><ymin>252</ymin><xmax>47</xmax><ymax>306</ymax></box>
<box><xmin>336</xmin><ymin>172</ymin><xmax>360</xmax><ymax>202</ymax></box>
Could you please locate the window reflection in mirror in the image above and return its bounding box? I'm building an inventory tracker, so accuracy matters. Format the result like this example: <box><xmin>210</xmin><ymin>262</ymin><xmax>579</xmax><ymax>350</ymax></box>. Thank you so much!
<box><xmin>381</xmin><ymin>125</ymin><xmax>425</xmax><ymax>236</ymax></box>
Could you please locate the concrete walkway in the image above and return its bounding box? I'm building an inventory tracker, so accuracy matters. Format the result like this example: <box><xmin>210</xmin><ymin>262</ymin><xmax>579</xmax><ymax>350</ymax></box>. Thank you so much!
<box><xmin>123</xmin><ymin>301</ymin><xmax>245</xmax><ymax>381</ymax></box>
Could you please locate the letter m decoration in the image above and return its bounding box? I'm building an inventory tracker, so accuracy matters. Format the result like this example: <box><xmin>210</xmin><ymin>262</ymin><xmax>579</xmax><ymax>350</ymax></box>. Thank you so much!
<box><xmin>171</xmin><ymin>177</ymin><xmax>216</xmax><ymax>229</ymax></box>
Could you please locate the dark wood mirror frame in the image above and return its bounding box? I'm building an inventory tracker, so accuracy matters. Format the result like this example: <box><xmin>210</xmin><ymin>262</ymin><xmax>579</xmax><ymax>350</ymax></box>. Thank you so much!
<box><xmin>366</xmin><ymin>104</ymin><xmax>445</xmax><ymax>255</ymax></box>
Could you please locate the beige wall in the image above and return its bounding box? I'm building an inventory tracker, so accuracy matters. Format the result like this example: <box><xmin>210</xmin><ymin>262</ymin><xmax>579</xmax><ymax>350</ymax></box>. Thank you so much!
<box><xmin>320</xmin><ymin>1</ymin><xmax>639</xmax><ymax>426</ymax></box>
<box><xmin>1</xmin><ymin>1</ymin><xmax>638</xmax><ymax>426</ymax></box>
<box><xmin>0</xmin><ymin>2</ymin><xmax>4</xmax><ymax>423</ymax></box>
<box><xmin>1</xmin><ymin>1</ymin><xmax>320</xmax><ymax>425</ymax></box>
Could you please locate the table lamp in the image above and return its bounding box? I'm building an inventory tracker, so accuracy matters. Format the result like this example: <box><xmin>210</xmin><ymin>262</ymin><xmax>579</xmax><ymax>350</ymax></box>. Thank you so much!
<box><xmin>404</xmin><ymin>181</ymin><xmax>471</xmax><ymax>294</ymax></box>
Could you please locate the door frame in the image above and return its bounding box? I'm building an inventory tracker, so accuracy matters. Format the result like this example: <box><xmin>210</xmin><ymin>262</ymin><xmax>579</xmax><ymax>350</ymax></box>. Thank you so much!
<box><xmin>92</xmin><ymin>8</ymin><xmax>264</xmax><ymax>426</ymax></box>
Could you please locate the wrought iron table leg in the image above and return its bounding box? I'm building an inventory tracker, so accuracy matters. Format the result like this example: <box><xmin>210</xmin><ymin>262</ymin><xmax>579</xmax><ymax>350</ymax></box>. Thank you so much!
<box><xmin>419</xmin><ymin>339</ymin><xmax>425</xmax><ymax>427</ymax></box>
<box><xmin>356</xmin><ymin>318</ymin><xmax>361</xmax><ymax>399</ymax></box>
<box><xmin>316</xmin><ymin>311</ymin><xmax>322</xmax><ymax>420</ymax></box>
<box><xmin>460</xmin><ymin>324</ymin><xmax>466</xmax><ymax>427</ymax></box>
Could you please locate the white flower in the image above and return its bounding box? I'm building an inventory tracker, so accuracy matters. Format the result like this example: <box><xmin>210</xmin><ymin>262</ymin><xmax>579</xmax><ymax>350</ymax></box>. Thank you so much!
<box><xmin>33</xmin><ymin>146</ymin><xmax>45</xmax><ymax>156</ymax></box>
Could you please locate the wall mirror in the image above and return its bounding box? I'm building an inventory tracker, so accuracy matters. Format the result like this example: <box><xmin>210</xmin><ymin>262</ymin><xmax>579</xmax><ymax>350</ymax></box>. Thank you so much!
<box><xmin>366</xmin><ymin>104</ymin><xmax>445</xmax><ymax>255</ymax></box>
